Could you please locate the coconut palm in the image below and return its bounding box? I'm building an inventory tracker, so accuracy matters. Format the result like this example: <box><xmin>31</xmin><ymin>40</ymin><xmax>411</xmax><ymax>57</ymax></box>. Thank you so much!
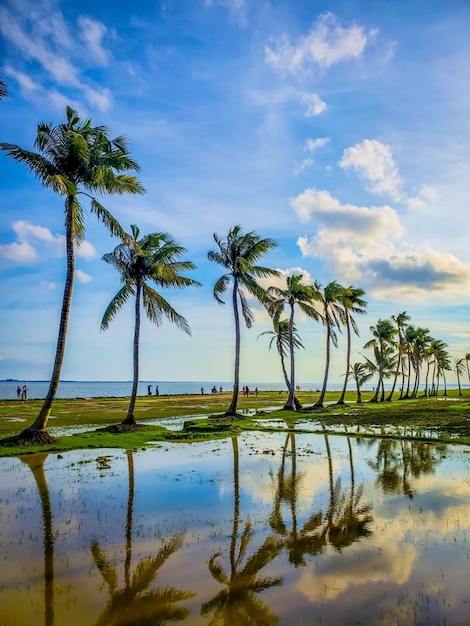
<box><xmin>364</xmin><ymin>319</ymin><xmax>396</xmax><ymax>402</ymax></box>
<box><xmin>386</xmin><ymin>311</ymin><xmax>410</xmax><ymax>401</ymax></box>
<box><xmin>208</xmin><ymin>226</ymin><xmax>279</xmax><ymax>417</ymax></box>
<box><xmin>312</xmin><ymin>281</ymin><xmax>344</xmax><ymax>409</ymax></box>
<box><xmin>349</xmin><ymin>362</ymin><xmax>374</xmax><ymax>403</ymax></box>
<box><xmin>266</xmin><ymin>274</ymin><xmax>320</xmax><ymax>410</ymax></box>
<box><xmin>336</xmin><ymin>286</ymin><xmax>367</xmax><ymax>405</ymax></box>
<box><xmin>428</xmin><ymin>339</ymin><xmax>449</xmax><ymax>396</ymax></box>
<box><xmin>101</xmin><ymin>226</ymin><xmax>199</xmax><ymax>426</ymax></box>
<box><xmin>257</xmin><ymin>317</ymin><xmax>305</xmax><ymax>401</ymax></box>
<box><xmin>0</xmin><ymin>106</ymin><xmax>144</xmax><ymax>444</ymax></box>
<box><xmin>453</xmin><ymin>357</ymin><xmax>466</xmax><ymax>397</ymax></box>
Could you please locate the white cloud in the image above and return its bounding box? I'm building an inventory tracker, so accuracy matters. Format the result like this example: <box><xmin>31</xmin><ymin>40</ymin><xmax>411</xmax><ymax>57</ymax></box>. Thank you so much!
<box><xmin>265</xmin><ymin>12</ymin><xmax>370</xmax><ymax>75</ymax></box>
<box><xmin>76</xmin><ymin>269</ymin><xmax>92</xmax><ymax>283</ymax></box>
<box><xmin>0</xmin><ymin>240</ymin><xmax>37</xmax><ymax>262</ymax></box>
<box><xmin>202</xmin><ymin>0</ymin><xmax>246</xmax><ymax>24</ymax></box>
<box><xmin>293</xmin><ymin>188</ymin><xmax>470</xmax><ymax>300</ymax></box>
<box><xmin>301</xmin><ymin>92</ymin><xmax>328</xmax><ymax>116</ymax></box>
<box><xmin>0</xmin><ymin>1</ymin><xmax>112</xmax><ymax>111</ymax></box>
<box><xmin>0</xmin><ymin>220</ymin><xmax>97</xmax><ymax>263</ymax></box>
<box><xmin>76</xmin><ymin>240</ymin><xmax>98</xmax><ymax>260</ymax></box>
<box><xmin>78</xmin><ymin>16</ymin><xmax>110</xmax><ymax>66</ymax></box>
<box><xmin>294</xmin><ymin>137</ymin><xmax>330</xmax><ymax>175</ymax></box>
<box><xmin>339</xmin><ymin>139</ymin><xmax>402</xmax><ymax>200</ymax></box>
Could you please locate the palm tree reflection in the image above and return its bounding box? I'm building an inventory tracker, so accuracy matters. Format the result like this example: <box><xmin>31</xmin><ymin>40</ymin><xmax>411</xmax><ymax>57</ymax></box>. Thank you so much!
<box><xmin>270</xmin><ymin>431</ymin><xmax>373</xmax><ymax>565</ymax></box>
<box><xmin>201</xmin><ymin>437</ymin><xmax>282</xmax><ymax>625</ymax></box>
<box><xmin>91</xmin><ymin>451</ymin><xmax>194</xmax><ymax>625</ymax></box>
<box><xmin>368</xmin><ymin>438</ymin><xmax>447</xmax><ymax>498</ymax></box>
<box><xmin>20</xmin><ymin>453</ymin><xmax>55</xmax><ymax>626</ymax></box>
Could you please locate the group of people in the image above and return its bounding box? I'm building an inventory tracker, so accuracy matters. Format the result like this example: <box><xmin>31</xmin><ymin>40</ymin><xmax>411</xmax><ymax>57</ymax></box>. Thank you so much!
<box><xmin>242</xmin><ymin>385</ymin><xmax>258</xmax><ymax>396</ymax></box>
<box><xmin>16</xmin><ymin>385</ymin><xmax>28</xmax><ymax>400</ymax></box>
<box><xmin>147</xmin><ymin>385</ymin><xmax>159</xmax><ymax>396</ymax></box>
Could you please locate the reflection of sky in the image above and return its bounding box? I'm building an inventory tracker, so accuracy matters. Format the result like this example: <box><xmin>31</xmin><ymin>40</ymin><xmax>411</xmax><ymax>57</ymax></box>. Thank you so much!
<box><xmin>1</xmin><ymin>434</ymin><xmax>470</xmax><ymax>625</ymax></box>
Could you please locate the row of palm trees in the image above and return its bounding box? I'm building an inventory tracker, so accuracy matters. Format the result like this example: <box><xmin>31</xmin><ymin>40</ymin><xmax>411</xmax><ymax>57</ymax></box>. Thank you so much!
<box><xmin>1</xmin><ymin>106</ymin><xmax>468</xmax><ymax>444</ymax></box>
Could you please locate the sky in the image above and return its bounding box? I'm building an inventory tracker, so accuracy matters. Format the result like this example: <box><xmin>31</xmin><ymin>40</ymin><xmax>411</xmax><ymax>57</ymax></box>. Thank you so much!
<box><xmin>0</xmin><ymin>0</ymin><xmax>469</xmax><ymax>384</ymax></box>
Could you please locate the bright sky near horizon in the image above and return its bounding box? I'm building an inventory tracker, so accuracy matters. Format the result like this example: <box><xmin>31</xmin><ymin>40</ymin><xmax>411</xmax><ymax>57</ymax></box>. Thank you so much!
<box><xmin>0</xmin><ymin>0</ymin><xmax>469</xmax><ymax>384</ymax></box>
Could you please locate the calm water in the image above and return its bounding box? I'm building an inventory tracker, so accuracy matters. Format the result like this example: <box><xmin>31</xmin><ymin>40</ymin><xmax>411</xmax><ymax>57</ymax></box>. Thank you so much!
<box><xmin>0</xmin><ymin>380</ymin><xmax>347</xmax><ymax>400</ymax></box>
<box><xmin>1</xmin><ymin>431</ymin><xmax>469</xmax><ymax>625</ymax></box>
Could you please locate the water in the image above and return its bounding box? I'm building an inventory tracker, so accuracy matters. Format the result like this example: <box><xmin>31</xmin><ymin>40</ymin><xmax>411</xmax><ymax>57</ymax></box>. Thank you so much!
<box><xmin>0</xmin><ymin>379</ymin><xmax>347</xmax><ymax>400</ymax></box>
<box><xmin>0</xmin><ymin>432</ymin><xmax>469</xmax><ymax>625</ymax></box>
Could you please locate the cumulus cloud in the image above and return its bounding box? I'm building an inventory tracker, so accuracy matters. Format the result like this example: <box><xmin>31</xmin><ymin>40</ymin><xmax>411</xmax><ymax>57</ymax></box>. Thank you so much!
<box><xmin>76</xmin><ymin>269</ymin><xmax>92</xmax><ymax>283</ymax></box>
<box><xmin>292</xmin><ymin>188</ymin><xmax>470</xmax><ymax>300</ymax></box>
<box><xmin>301</xmin><ymin>92</ymin><xmax>328</xmax><ymax>116</ymax></box>
<box><xmin>339</xmin><ymin>139</ymin><xmax>402</xmax><ymax>199</ymax></box>
<box><xmin>265</xmin><ymin>12</ymin><xmax>370</xmax><ymax>75</ymax></box>
<box><xmin>339</xmin><ymin>139</ymin><xmax>439</xmax><ymax>209</ymax></box>
<box><xmin>0</xmin><ymin>220</ymin><xmax>97</xmax><ymax>262</ymax></box>
<box><xmin>0</xmin><ymin>0</ymin><xmax>112</xmax><ymax>111</ymax></box>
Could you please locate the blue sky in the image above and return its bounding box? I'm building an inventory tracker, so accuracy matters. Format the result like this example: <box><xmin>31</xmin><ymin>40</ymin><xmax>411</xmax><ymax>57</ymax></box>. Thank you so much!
<box><xmin>0</xmin><ymin>0</ymin><xmax>469</xmax><ymax>384</ymax></box>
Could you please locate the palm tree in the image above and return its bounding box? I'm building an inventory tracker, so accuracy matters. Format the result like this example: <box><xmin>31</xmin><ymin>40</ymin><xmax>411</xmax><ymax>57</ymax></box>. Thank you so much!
<box><xmin>386</xmin><ymin>311</ymin><xmax>410</xmax><ymax>401</ymax></box>
<box><xmin>453</xmin><ymin>357</ymin><xmax>466</xmax><ymax>397</ymax></box>
<box><xmin>312</xmin><ymin>281</ymin><xmax>344</xmax><ymax>410</ymax></box>
<box><xmin>465</xmin><ymin>353</ymin><xmax>470</xmax><ymax>382</ymax></box>
<box><xmin>208</xmin><ymin>226</ymin><xmax>279</xmax><ymax>417</ymax></box>
<box><xmin>364</xmin><ymin>319</ymin><xmax>396</xmax><ymax>402</ymax></box>
<box><xmin>0</xmin><ymin>106</ymin><xmax>144</xmax><ymax>444</ymax></box>
<box><xmin>257</xmin><ymin>317</ymin><xmax>305</xmax><ymax>403</ymax></box>
<box><xmin>349</xmin><ymin>362</ymin><xmax>374</xmax><ymax>403</ymax></box>
<box><xmin>336</xmin><ymin>286</ymin><xmax>367</xmax><ymax>405</ymax></box>
<box><xmin>266</xmin><ymin>274</ymin><xmax>319</xmax><ymax>410</ymax></box>
<box><xmin>101</xmin><ymin>226</ymin><xmax>199</xmax><ymax>426</ymax></box>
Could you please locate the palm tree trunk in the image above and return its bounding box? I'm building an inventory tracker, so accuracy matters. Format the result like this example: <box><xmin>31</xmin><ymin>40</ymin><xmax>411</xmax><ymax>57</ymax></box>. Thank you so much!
<box><xmin>226</xmin><ymin>281</ymin><xmax>241</xmax><ymax>416</ymax></box>
<box><xmin>123</xmin><ymin>283</ymin><xmax>141</xmax><ymax>424</ymax></box>
<box><xmin>284</xmin><ymin>303</ymin><xmax>296</xmax><ymax>411</ymax></box>
<box><xmin>29</xmin><ymin>196</ymin><xmax>75</xmax><ymax>439</ymax></box>
<box><xmin>457</xmin><ymin>370</ymin><xmax>462</xmax><ymax>396</ymax></box>
<box><xmin>337</xmin><ymin>315</ymin><xmax>351</xmax><ymax>405</ymax></box>
<box><xmin>314</xmin><ymin>310</ymin><xmax>330</xmax><ymax>409</ymax></box>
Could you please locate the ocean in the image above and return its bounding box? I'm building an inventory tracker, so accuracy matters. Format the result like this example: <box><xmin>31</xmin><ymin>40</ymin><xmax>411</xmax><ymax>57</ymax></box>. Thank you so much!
<box><xmin>0</xmin><ymin>380</ymin><xmax>347</xmax><ymax>400</ymax></box>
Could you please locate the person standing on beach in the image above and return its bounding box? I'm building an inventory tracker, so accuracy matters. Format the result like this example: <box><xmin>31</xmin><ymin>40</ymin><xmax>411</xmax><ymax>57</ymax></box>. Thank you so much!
<box><xmin>155</xmin><ymin>385</ymin><xmax>159</xmax><ymax>396</ymax></box>
<box><xmin>21</xmin><ymin>385</ymin><xmax>28</xmax><ymax>400</ymax></box>
<box><xmin>147</xmin><ymin>385</ymin><xmax>152</xmax><ymax>396</ymax></box>
<box><xmin>17</xmin><ymin>385</ymin><xmax>21</xmax><ymax>399</ymax></box>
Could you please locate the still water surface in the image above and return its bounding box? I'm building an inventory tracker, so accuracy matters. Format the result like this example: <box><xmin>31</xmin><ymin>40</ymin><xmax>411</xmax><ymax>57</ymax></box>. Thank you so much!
<box><xmin>0</xmin><ymin>431</ymin><xmax>469</xmax><ymax>625</ymax></box>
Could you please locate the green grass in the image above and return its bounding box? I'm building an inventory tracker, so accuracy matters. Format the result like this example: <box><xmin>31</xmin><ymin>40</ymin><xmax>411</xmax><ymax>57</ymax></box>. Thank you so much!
<box><xmin>1</xmin><ymin>388</ymin><xmax>469</xmax><ymax>456</ymax></box>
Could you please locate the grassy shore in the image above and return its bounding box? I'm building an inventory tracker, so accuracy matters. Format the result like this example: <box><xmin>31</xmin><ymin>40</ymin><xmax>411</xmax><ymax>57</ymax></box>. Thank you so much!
<box><xmin>0</xmin><ymin>388</ymin><xmax>469</xmax><ymax>456</ymax></box>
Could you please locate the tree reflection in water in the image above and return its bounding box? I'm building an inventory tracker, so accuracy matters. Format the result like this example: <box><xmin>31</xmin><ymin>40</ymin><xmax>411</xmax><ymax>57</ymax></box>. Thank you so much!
<box><xmin>366</xmin><ymin>437</ymin><xmax>447</xmax><ymax>498</ymax></box>
<box><xmin>201</xmin><ymin>437</ymin><xmax>283</xmax><ymax>626</ymax></box>
<box><xmin>270</xmin><ymin>429</ymin><xmax>373</xmax><ymax>566</ymax></box>
<box><xmin>20</xmin><ymin>453</ymin><xmax>55</xmax><ymax>626</ymax></box>
<box><xmin>91</xmin><ymin>451</ymin><xmax>194</xmax><ymax>626</ymax></box>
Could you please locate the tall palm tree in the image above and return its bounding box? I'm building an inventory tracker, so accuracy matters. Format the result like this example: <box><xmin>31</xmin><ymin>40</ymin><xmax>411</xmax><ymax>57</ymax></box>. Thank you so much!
<box><xmin>363</xmin><ymin>319</ymin><xmax>396</xmax><ymax>402</ymax></box>
<box><xmin>386</xmin><ymin>311</ymin><xmax>410</xmax><ymax>401</ymax></box>
<box><xmin>101</xmin><ymin>226</ymin><xmax>199</xmax><ymax>426</ymax></box>
<box><xmin>257</xmin><ymin>317</ymin><xmax>304</xmax><ymax>399</ymax></box>
<box><xmin>336</xmin><ymin>286</ymin><xmax>367</xmax><ymax>405</ymax></box>
<box><xmin>312</xmin><ymin>281</ymin><xmax>344</xmax><ymax>410</ymax></box>
<box><xmin>409</xmin><ymin>326</ymin><xmax>431</xmax><ymax>398</ymax></box>
<box><xmin>0</xmin><ymin>106</ymin><xmax>144</xmax><ymax>444</ymax></box>
<box><xmin>266</xmin><ymin>274</ymin><xmax>320</xmax><ymax>410</ymax></box>
<box><xmin>208</xmin><ymin>226</ymin><xmax>279</xmax><ymax>417</ymax></box>
<box><xmin>453</xmin><ymin>357</ymin><xmax>466</xmax><ymax>397</ymax></box>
